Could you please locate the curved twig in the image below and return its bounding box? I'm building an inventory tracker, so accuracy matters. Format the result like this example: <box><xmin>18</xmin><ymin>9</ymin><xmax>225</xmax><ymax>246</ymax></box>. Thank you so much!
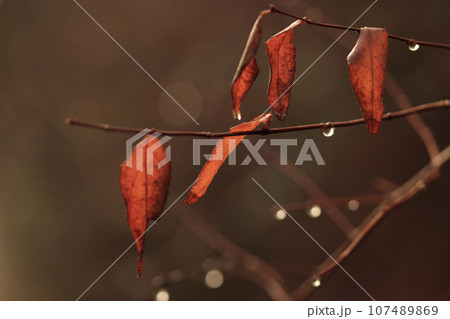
<box><xmin>180</xmin><ymin>207</ymin><xmax>291</xmax><ymax>301</ymax></box>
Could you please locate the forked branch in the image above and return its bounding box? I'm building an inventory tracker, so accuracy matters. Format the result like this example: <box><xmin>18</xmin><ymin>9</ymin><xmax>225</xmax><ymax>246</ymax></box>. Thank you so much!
<box><xmin>180</xmin><ymin>207</ymin><xmax>291</xmax><ymax>300</ymax></box>
<box><xmin>291</xmin><ymin>145</ymin><xmax>450</xmax><ymax>300</ymax></box>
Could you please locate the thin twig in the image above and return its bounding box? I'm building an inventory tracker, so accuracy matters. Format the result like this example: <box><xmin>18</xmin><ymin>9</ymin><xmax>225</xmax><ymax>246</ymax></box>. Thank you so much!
<box><xmin>384</xmin><ymin>75</ymin><xmax>440</xmax><ymax>160</ymax></box>
<box><xmin>65</xmin><ymin>99</ymin><xmax>449</xmax><ymax>137</ymax></box>
<box><xmin>272</xmin><ymin>194</ymin><xmax>386</xmax><ymax>213</ymax></box>
<box><xmin>180</xmin><ymin>207</ymin><xmax>291</xmax><ymax>301</ymax></box>
<box><xmin>149</xmin><ymin>258</ymin><xmax>273</xmax><ymax>294</ymax></box>
<box><xmin>261</xmin><ymin>145</ymin><xmax>356</xmax><ymax>237</ymax></box>
<box><xmin>290</xmin><ymin>145</ymin><xmax>450</xmax><ymax>300</ymax></box>
<box><xmin>269</xmin><ymin>5</ymin><xmax>450</xmax><ymax>50</ymax></box>
<box><xmin>372</xmin><ymin>177</ymin><xmax>399</xmax><ymax>193</ymax></box>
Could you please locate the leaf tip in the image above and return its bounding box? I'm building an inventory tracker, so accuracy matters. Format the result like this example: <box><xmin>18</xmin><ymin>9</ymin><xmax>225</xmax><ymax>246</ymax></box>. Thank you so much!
<box><xmin>366</xmin><ymin>118</ymin><xmax>381</xmax><ymax>135</ymax></box>
<box><xmin>137</xmin><ymin>253</ymin><xmax>143</xmax><ymax>278</ymax></box>
<box><xmin>275</xmin><ymin>110</ymin><xmax>287</xmax><ymax>122</ymax></box>
<box><xmin>185</xmin><ymin>193</ymin><xmax>198</xmax><ymax>204</ymax></box>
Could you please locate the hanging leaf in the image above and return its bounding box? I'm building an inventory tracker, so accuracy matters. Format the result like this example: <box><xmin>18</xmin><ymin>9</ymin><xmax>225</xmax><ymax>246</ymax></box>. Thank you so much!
<box><xmin>120</xmin><ymin>134</ymin><xmax>171</xmax><ymax>277</ymax></box>
<box><xmin>347</xmin><ymin>27</ymin><xmax>388</xmax><ymax>134</ymax></box>
<box><xmin>231</xmin><ymin>58</ymin><xmax>259</xmax><ymax>121</ymax></box>
<box><xmin>266</xmin><ymin>19</ymin><xmax>303</xmax><ymax>121</ymax></box>
<box><xmin>185</xmin><ymin>113</ymin><xmax>273</xmax><ymax>204</ymax></box>
<box><xmin>231</xmin><ymin>9</ymin><xmax>271</xmax><ymax>120</ymax></box>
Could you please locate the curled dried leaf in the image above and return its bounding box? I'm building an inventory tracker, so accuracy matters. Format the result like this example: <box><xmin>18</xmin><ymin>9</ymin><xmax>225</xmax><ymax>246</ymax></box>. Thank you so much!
<box><xmin>185</xmin><ymin>113</ymin><xmax>273</xmax><ymax>204</ymax></box>
<box><xmin>231</xmin><ymin>9</ymin><xmax>271</xmax><ymax>120</ymax></box>
<box><xmin>347</xmin><ymin>27</ymin><xmax>389</xmax><ymax>134</ymax></box>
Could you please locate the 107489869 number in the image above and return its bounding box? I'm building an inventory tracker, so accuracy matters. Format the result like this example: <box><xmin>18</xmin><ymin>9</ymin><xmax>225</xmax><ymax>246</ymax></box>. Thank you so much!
<box><xmin>368</xmin><ymin>305</ymin><xmax>438</xmax><ymax>316</ymax></box>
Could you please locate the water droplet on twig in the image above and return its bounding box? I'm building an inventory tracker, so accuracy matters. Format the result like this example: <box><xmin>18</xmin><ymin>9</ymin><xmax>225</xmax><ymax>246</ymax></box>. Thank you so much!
<box><xmin>205</xmin><ymin>269</ymin><xmax>224</xmax><ymax>289</ymax></box>
<box><xmin>155</xmin><ymin>288</ymin><xmax>170</xmax><ymax>301</ymax></box>
<box><xmin>311</xmin><ymin>275</ymin><xmax>321</xmax><ymax>288</ymax></box>
<box><xmin>408</xmin><ymin>43</ymin><xmax>420</xmax><ymax>52</ymax></box>
<box><xmin>233</xmin><ymin>110</ymin><xmax>242</xmax><ymax>120</ymax></box>
<box><xmin>347</xmin><ymin>199</ymin><xmax>360</xmax><ymax>211</ymax></box>
<box><xmin>274</xmin><ymin>209</ymin><xmax>287</xmax><ymax>220</ymax></box>
<box><xmin>307</xmin><ymin>205</ymin><xmax>322</xmax><ymax>218</ymax></box>
<box><xmin>321</xmin><ymin>124</ymin><xmax>335</xmax><ymax>137</ymax></box>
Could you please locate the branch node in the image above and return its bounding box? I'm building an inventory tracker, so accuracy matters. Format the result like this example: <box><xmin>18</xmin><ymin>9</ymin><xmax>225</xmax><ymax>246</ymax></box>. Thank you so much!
<box><xmin>64</xmin><ymin>117</ymin><xmax>76</xmax><ymax>125</ymax></box>
<box><xmin>324</xmin><ymin>121</ymin><xmax>333</xmax><ymax>129</ymax></box>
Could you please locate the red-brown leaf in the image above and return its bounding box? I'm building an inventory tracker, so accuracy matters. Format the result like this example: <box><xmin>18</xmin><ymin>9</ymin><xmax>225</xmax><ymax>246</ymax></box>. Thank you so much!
<box><xmin>185</xmin><ymin>113</ymin><xmax>273</xmax><ymax>204</ymax></box>
<box><xmin>231</xmin><ymin>9</ymin><xmax>271</xmax><ymax>120</ymax></box>
<box><xmin>231</xmin><ymin>58</ymin><xmax>259</xmax><ymax>121</ymax></box>
<box><xmin>120</xmin><ymin>135</ymin><xmax>171</xmax><ymax>277</ymax></box>
<box><xmin>347</xmin><ymin>27</ymin><xmax>388</xmax><ymax>134</ymax></box>
<box><xmin>266</xmin><ymin>20</ymin><xmax>303</xmax><ymax>121</ymax></box>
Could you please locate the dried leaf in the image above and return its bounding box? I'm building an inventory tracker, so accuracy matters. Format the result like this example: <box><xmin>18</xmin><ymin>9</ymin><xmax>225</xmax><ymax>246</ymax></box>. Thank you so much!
<box><xmin>266</xmin><ymin>19</ymin><xmax>303</xmax><ymax>121</ymax></box>
<box><xmin>231</xmin><ymin>58</ymin><xmax>259</xmax><ymax>121</ymax></box>
<box><xmin>120</xmin><ymin>135</ymin><xmax>171</xmax><ymax>277</ymax></box>
<box><xmin>185</xmin><ymin>113</ymin><xmax>273</xmax><ymax>204</ymax></box>
<box><xmin>231</xmin><ymin>9</ymin><xmax>271</xmax><ymax>120</ymax></box>
<box><xmin>347</xmin><ymin>27</ymin><xmax>388</xmax><ymax>134</ymax></box>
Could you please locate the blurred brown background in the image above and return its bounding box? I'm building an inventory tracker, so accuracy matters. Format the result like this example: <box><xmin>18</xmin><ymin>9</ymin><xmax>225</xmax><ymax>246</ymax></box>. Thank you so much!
<box><xmin>0</xmin><ymin>0</ymin><xmax>449</xmax><ymax>300</ymax></box>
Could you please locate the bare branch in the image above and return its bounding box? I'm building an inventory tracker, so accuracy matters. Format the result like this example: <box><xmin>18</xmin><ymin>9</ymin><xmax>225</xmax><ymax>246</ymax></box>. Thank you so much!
<box><xmin>384</xmin><ymin>75</ymin><xmax>440</xmax><ymax>159</ymax></box>
<box><xmin>65</xmin><ymin>99</ymin><xmax>449</xmax><ymax>137</ymax></box>
<box><xmin>290</xmin><ymin>145</ymin><xmax>450</xmax><ymax>300</ymax></box>
<box><xmin>270</xmin><ymin>5</ymin><xmax>450</xmax><ymax>50</ymax></box>
<box><xmin>261</xmin><ymin>145</ymin><xmax>356</xmax><ymax>237</ymax></box>
<box><xmin>273</xmin><ymin>194</ymin><xmax>386</xmax><ymax>213</ymax></box>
